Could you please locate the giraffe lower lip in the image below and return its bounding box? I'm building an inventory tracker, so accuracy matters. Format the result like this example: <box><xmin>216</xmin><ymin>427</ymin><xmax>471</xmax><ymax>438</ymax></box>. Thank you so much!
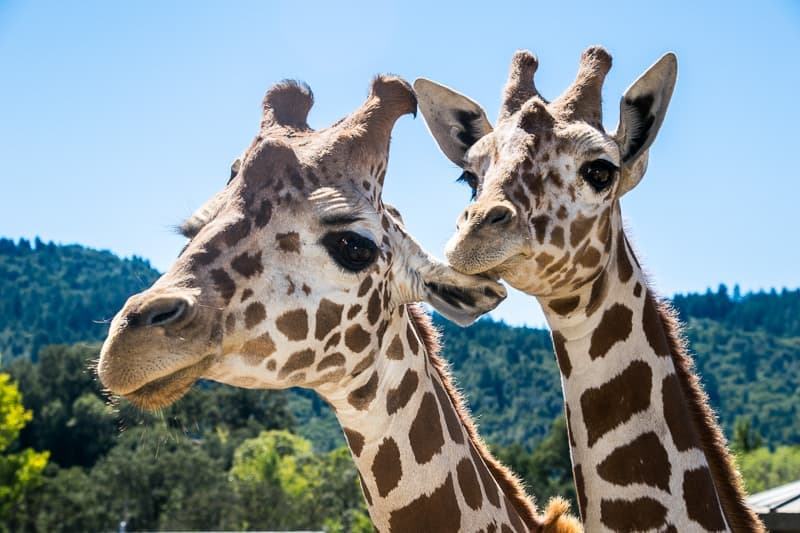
<box><xmin>124</xmin><ymin>355</ymin><xmax>214</xmax><ymax>410</ymax></box>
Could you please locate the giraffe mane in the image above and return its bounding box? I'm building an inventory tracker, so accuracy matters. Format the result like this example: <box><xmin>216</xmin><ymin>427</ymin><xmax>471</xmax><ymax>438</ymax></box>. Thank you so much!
<box><xmin>406</xmin><ymin>304</ymin><xmax>581</xmax><ymax>533</ymax></box>
<box><xmin>650</xmin><ymin>294</ymin><xmax>765</xmax><ymax>532</ymax></box>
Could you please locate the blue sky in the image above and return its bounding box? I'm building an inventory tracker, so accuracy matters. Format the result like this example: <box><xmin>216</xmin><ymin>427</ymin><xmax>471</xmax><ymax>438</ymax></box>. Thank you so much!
<box><xmin>1</xmin><ymin>1</ymin><xmax>798</xmax><ymax>326</ymax></box>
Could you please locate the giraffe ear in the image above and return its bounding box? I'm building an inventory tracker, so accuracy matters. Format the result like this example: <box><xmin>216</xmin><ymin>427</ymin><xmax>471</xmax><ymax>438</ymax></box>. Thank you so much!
<box><xmin>614</xmin><ymin>53</ymin><xmax>677</xmax><ymax>196</ymax></box>
<box><xmin>417</xmin><ymin>263</ymin><xmax>507</xmax><ymax>326</ymax></box>
<box><xmin>414</xmin><ymin>78</ymin><xmax>493</xmax><ymax>167</ymax></box>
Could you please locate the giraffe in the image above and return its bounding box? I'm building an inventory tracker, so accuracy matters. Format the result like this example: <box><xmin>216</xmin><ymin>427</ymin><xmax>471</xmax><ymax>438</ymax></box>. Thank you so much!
<box><xmin>414</xmin><ymin>48</ymin><xmax>765</xmax><ymax>532</ymax></box>
<box><xmin>97</xmin><ymin>75</ymin><xmax>581</xmax><ymax>533</ymax></box>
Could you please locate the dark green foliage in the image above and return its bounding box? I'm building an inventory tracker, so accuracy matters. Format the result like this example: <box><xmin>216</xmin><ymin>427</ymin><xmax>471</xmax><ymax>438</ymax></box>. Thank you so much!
<box><xmin>435</xmin><ymin>316</ymin><xmax>563</xmax><ymax>447</ymax></box>
<box><xmin>1</xmin><ymin>238</ymin><xmax>798</xmax><ymax>528</ymax></box>
<box><xmin>494</xmin><ymin>416</ymin><xmax>577</xmax><ymax>510</ymax></box>
<box><xmin>673</xmin><ymin>283</ymin><xmax>800</xmax><ymax>338</ymax></box>
<box><xmin>0</xmin><ymin>238</ymin><xmax>160</xmax><ymax>361</ymax></box>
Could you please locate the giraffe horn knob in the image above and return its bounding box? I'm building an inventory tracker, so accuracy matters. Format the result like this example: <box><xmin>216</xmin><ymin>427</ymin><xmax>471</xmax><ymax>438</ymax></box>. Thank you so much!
<box><xmin>552</xmin><ymin>46</ymin><xmax>612</xmax><ymax>127</ymax></box>
<box><xmin>332</xmin><ymin>74</ymin><xmax>417</xmax><ymax>152</ymax></box>
<box><xmin>500</xmin><ymin>50</ymin><xmax>541</xmax><ymax>120</ymax></box>
<box><xmin>262</xmin><ymin>80</ymin><xmax>314</xmax><ymax>130</ymax></box>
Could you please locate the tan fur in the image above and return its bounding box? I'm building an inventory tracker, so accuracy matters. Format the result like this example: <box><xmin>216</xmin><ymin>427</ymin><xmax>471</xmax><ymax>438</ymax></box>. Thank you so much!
<box><xmin>407</xmin><ymin>304</ymin><xmax>582</xmax><ymax>533</ymax></box>
<box><xmin>652</xmin><ymin>295</ymin><xmax>765</xmax><ymax>532</ymax></box>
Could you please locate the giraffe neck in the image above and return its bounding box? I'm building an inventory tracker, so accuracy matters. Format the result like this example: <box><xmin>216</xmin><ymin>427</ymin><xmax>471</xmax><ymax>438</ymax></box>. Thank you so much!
<box><xmin>539</xmin><ymin>227</ymin><xmax>741</xmax><ymax>532</ymax></box>
<box><xmin>321</xmin><ymin>305</ymin><xmax>537</xmax><ymax>533</ymax></box>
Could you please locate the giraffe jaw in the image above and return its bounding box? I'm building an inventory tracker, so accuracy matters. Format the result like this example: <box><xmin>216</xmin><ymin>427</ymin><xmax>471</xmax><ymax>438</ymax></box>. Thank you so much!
<box><xmin>122</xmin><ymin>354</ymin><xmax>216</xmax><ymax>410</ymax></box>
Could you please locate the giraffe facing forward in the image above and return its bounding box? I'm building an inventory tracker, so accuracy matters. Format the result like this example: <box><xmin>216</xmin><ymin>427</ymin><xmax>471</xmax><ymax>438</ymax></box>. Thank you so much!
<box><xmin>98</xmin><ymin>76</ymin><xmax>580</xmax><ymax>532</ymax></box>
<box><xmin>415</xmin><ymin>48</ymin><xmax>764</xmax><ymax>532</ymax></box>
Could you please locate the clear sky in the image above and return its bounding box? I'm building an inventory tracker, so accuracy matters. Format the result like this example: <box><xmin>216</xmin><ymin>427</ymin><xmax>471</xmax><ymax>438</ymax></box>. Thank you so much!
<box><xmin>1</xmin><ymin>1</ymin><xmax>798</xmax><ymax>326</ymax></box>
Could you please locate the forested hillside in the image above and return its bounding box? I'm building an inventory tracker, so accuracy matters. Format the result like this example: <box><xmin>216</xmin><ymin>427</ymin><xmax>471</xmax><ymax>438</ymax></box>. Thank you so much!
<box><xmin>1</xmin><ymin>237</ymin><xmax>798</xmax><ymax>530</ymax></box>
<box><xmin>0</xmin><ymin>238</ymin><xmax>159</xmax><ymax>361</ymax></box>
<box><xmin>1</xmin><ymin>237</ymin><xmax>798</xmax><ymax>446</ymax></box>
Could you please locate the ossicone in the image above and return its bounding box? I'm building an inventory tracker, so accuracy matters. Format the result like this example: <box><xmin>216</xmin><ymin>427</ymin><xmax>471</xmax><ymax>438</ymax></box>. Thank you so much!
<box><xmin>262</xmin><ymin>80</ymin><xmax>314</xmax><ymax>130</ymax></box>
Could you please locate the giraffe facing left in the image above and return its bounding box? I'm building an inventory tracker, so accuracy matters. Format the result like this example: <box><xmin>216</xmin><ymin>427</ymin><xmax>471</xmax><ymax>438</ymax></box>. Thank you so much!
<box><xmin>97</xmin><ymin>75</ymin><xmax>581</xmax><ymax>532</ymax></box>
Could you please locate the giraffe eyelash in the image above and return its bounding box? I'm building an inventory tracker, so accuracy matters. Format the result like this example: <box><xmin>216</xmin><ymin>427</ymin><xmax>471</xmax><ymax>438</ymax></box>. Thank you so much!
<box><xmin>457</xmin><ymin>171</ymin><xmax>479</xmax><ymax>200</ymax></box>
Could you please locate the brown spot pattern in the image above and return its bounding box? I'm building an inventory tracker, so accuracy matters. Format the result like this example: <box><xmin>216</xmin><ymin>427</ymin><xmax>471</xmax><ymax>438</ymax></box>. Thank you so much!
<box><xmin>367</xmin><ymin>290</ymin><xmax>381</xmax><ymax>325</ymax></box>
<box><xmin>531</xmin><ymin>215</ymin><xmax>549</xmax><ymax>243</ymax></box>
<box><xmin>684</xmin><ymin>467</ymin><xmax>727</xmax><ymax>530</ymax></box>
<box><xmin>317</xmin><ymin>352</ymin><xmax>345</xmax><ymax>372</ymax></box>
<box><xmin>386</xmin><ymin>369</ymin><xmax>418</xmax><ymax>415</ymax></box>
<box><xmin>372</xmin><ymin>437</ymin><xmax>402</xmax><ymax>497</ymax></box>
<box><xmin>358</xmin><ymin>472</ymin><xmax>372</xmax><ymax>505</ymax></box>
<box><xmin>350</xmin><ymin>353</ymin><xmax>374</xmax><ymax>377</ymax></box>
<box><xmin>406</xmin><ymin>324</ymin><xmax>419</xmax><ymax>354</ymax></box>
<box><xmin>344</xmin><ymin>428</ymin><xmax>364</xmax><ymax>457</ymax></box>
<box><xmin>600</xmin><ymin>497</ymin><xmax>667</xmax><ymax>531</ymax></box>
<box><xmin>573</xmin><ymin>464</ymin><xmax>587</xmax><ymax>522</ymax></box>
<box><xmin>581</xmin><ymin>360</ymin><xmax>652</xmax><ymax>446</ymax></box>
<box><xmin>275</xmin><ymin>231</ymin><xmax>301</xmax><ymax>253</ymax></box>
<box><xmin>432</xmin><ymin>378</ymin><xmax>464</xmax><ymax>444</ymax></box>
<box><xmin>589</xmin><ymin>303</ymin><xmax>633</xmax><ymax>359</ymax></box>
<box><xmin>357</xmin><ymin>276</ymin><xmax>372</xmax><ymax>297</ymax></box>
<box><xmin>549</xmin><ymin>295</ymin><xmax>579</xmax><ymax>316</ymax></box>
<box><xmin>505</xmin><ymin>494</ymin><xmax>526</xmax><ymax>533</ymax></box>
<box><xmin>231</xmin><ymin>251</ymin><xmax>263</xmax><ymax>278</ymax></box>
<box><xmin>344</xmin><ymin>324</ymin><xmax>370</xmax><ymax>353</ymax></box>
<box><xmin>616</xmin><ymin>231</ymin><xmax>633</xmax><ymax>282</ymax></box>
<box><xmin>550</xmin><ymin>225</ymin><xmax>565</xmax><ymax>247</ymax></box>
<box><xmin>662</xmin><ymin>373</ymin><xmax>700</xmax><ymax>451</ymax></box>
<box><xmin>552</xmin><ymin>331</ymin><xmax>571</xmax><ymax>378</ymax></box>
<box><xmin>586</xmin><ymin>271</ymin><xmax>607</xmax><ymax>317</ymax></box>
<box><xmin>576</xmin><ymin>245</ymin><xmax>601</xmax><ymax>268</ymax></box>
<box><xmin>347</xmin><ymin>371</ymin><xmax>378</xmax><ymax>410</ymax></box>
<box><xmin>643</xmin><ymin>292</ymin><xmax>670</xmax><ymax>356</ymax></box>
<box><xmin>389</xmin><ymin>474</ymin><xmax>462</xmax><ymax>533</ymax></box>
<box><xmin>278</xmin><ymin>349</ymin><xmax>314</xmax><ymax>378</ymax></box>
<box><xmin>324</xmin><ymin>332</ymin><xmax>341</xmax><ymax>350</ymax></box>
<box><xmin>244</xmin><ymin>302</ymin><xmax>266</xmax><ymax>329</ymax></box>
<box><xmin>314</xmin><ymin>299</ymin><xmax>343</xmax><ymax>340</ymax></box>
<box><xmin>597</xmin><ymin>431</ymin><xmax>671</xmax><ymax>491</ymax></box>
<box><xmin>253</xmin><ymin>199</ymin><xmax>273</xmax><ymax>228</ymax></box>
<box><xmin>240</xmin><ymin>332</ymin><xmax>276</xmax><ymax>364</ymax></box>
<box><xmin>470</xmin><ymin>444</ymin><xmax>500</xmax><ymax>507</ymax></box>
<box><xmin>409</xmin><ymin>392</ymin><xmax>445</xmax><ymax>464</ymax></box>
<box><xmin>457</xmin><ymin>458</ymin><xmax>483</xmax><ymax>510</ymax></box>
<box><xmin>276</xmin><ymin>309</ymin><xmax>308</xmax><ymax>341</ymax></box>
<box><xmin>570</xmin><ymin>214</ymin><xmax>596</xmax><ymax>246</ymax></box>
<box><xmin>633</xmin><ymin>282</ymin><xmax>642</xmax><ymax>297</ymax></box>
<box><xmin>346</xmin><ymin>304</ymin><xmax>361</xmax><ymax>320</ymax></box>
<box><xmin>386</xmin><ymin>335</ymin><xmax>404</xmax><ymax>360</ymax></box>
<box><xmin>210</xmin><ymin>269</ymin><xmax>236</xmax><ymax>304</ymax></box>
<box><xmin>221</xmin><ymin>218</ymin><xmax>251</xmax><ymax>247</ymax></box>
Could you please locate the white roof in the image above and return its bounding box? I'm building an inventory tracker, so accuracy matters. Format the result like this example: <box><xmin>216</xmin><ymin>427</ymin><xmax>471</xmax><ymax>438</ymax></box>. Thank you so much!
<box><xmin>747</xmin><ymin>479</ymin><xmax>800</xmax><ymax>513</ymax></box>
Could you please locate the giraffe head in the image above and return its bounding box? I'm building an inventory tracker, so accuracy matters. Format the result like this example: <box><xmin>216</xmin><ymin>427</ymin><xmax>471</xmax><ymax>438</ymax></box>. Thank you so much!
<box><xmin>415</xmin><ymin>47</ymin><xmax>676</xmax><ymax>299</ymax></box>
<box><xmin>98</xmin><ymin>76</ymin><xmax>506</xmax><ymax>409</ymax></box>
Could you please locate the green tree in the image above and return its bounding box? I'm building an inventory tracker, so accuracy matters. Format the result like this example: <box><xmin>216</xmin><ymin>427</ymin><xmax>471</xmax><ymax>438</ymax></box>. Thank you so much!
<box><xmin>230</xmin><ymin>430</ymin><xmax>371</xmax><ymax>532</ymax></box>
<box><xmin>731</xmin><ymin>416</ymin><xmax>763</xmax><ymax>453</ymax></box>
<box><xmin>495</xmin><ymin>415</ymin><xmax>577</xmax><ymax>511</ymax></box>
<box><xmin>0</xmin><ymin>373</ymin><xmax>49</xmax><ymax>527</ymax></box>
<box><xmin>737</xmin><ymin>446</ymin><xmax>800</xmax><ymax>493</ymax></box>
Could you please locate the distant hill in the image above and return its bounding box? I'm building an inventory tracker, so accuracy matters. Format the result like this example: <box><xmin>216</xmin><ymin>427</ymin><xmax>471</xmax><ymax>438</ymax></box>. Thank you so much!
<box><xmin>0</xmin><ymin>237</ymin><xmax>160</xmax><ymax>361</ymax></box>
<box><xmin>1</xmin><ymin>237</ymin><xmax>798</xmax><ymax>447</ymax></box>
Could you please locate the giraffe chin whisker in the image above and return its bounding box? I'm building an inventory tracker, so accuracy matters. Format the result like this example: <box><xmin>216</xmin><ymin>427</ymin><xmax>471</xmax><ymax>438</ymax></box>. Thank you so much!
<box><xmin>123</xmin><ymin>354</ymin><xmax>214</xmax><ymax>411</ymax></box>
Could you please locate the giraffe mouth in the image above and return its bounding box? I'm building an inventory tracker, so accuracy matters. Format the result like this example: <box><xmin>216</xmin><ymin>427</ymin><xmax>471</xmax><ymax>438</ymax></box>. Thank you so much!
<box><xmin>123</xmin><ymin>354</ymin><xmax>215</xmax><ymax>410</ymax></box>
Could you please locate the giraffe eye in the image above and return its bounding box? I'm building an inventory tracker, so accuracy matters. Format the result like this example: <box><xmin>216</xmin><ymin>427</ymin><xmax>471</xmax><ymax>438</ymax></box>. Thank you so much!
<box><xmin>580</xmin><ymin>159</ymin><xmax>618</xmax><ymax>192</ymax></box>
<box><xmin>457</xmin><ymin>171</ymin><xmax>479</xmax><ymax>200</ymax></box>
<box><xmin>322</xmin><ymin>231</ymin><xmax>378</xmax><ymax>272</ymax></box>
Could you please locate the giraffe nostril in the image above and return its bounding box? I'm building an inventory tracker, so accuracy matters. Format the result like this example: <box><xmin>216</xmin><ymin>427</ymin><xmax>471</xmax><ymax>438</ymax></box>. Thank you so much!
<box><xmin>138</xmin><ymin>296</ymin><xmax>194</xmax><ymax>328</ymax></box>
<box><xmin>486</xmin><ymin>205</ymin><xmax>514</xmax><ymax>226</ymax></box>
